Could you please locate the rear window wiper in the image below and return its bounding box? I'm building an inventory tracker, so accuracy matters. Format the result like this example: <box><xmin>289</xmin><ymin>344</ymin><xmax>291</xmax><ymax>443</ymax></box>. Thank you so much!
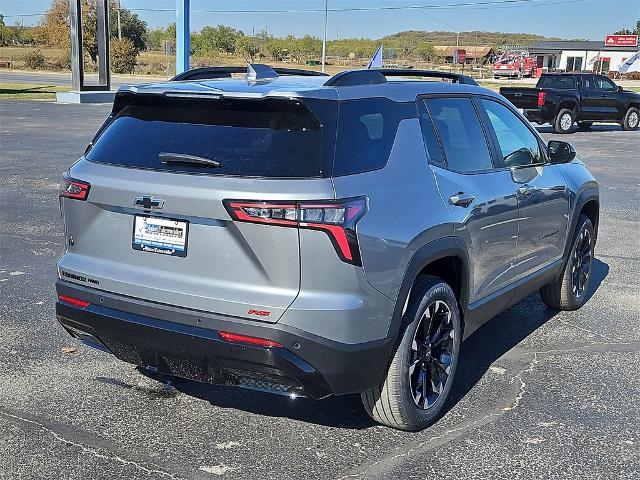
<box><xmin>159</xmin><ymin>152</ymin><xmax>222</xmax><ymax>168</ymax></box>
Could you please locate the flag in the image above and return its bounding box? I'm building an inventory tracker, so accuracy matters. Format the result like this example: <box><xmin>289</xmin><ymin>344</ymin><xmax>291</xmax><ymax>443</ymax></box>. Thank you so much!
<box><xmin>367</xmin><ymin>45</ymin><xmax>383</xmax><ymax>69</ymax></box>
<box><xmin>619</xmin><ymin>51</ymin><xmax>640</xmax><ymax>74</ymax></box>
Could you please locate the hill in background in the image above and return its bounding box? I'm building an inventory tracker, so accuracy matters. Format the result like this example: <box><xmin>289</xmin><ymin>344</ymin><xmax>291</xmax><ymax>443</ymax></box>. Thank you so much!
<box><xmin>381</xmin><ymin>29</ymin><xmax>564</xmax><ymax>46</ymax></box>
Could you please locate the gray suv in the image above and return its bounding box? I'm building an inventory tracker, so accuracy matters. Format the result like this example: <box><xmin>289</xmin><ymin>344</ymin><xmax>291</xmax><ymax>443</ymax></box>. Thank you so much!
<box><xmin>56</xmin><ymin>65</ymin><xmax>599</xmax><ymax>431</ymax></box>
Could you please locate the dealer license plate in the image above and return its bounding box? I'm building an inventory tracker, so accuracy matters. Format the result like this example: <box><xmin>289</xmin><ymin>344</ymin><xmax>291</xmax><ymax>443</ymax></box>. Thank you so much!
<box><xmin>132</xmin><ymin>215</ymin><xmax>188</xmax><ymax>257</ymax></box>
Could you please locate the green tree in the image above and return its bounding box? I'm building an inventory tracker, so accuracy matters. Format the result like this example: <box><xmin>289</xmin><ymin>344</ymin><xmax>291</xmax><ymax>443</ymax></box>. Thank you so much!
<box><xmin>110</xmin><ymin>37</ymin><xmax>137</xmax><ymax>73</ymax></box>
<box><xmin>416</xmin><ymin>44</ymin><xmax>436</xmax><ymax>62</ymax></box>
<box><xmin>194</xmin><ymin>25</ymin><xmax>243</xmax><ymax>55</ymax></box>
<box><xmin>109</xmin><ymin>5</ymin><xmax>147</xmax><ymax>52</ymax></box>
<box><xmin>264</xmin><ymin>37</ymin><xmax>287</xmax><ymax>61</ymax></box>
<box><xmin>235</xmin><ymin>35</ymin><xmax>260</xmax><ymax>62</ymax></box>
<box><xmin>36</xmin><ymin>0</ymin><xmax>146</xmax><ymax>63</ymax></box>
<box><xmin>36</xmin><ymin>0</ymin><xmax>98</xmax><ymax>63</ymax></box>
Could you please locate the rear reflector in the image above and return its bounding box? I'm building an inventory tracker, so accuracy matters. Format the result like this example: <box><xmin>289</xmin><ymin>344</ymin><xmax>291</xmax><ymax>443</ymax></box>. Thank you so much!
<box><xmin>60</xmin><ymin>174</ymin><xmax>91</xmax><ymax>200</ymax></box>
<box><xmin>58</xmin><ymin>294</ymin><xmax>91</xmax><ymax>309</ymax></box>
<box><xmin>223</xmin><ymin>197</ymin><xmax>367</xmax><ymax>265</ymax></box>
<box><xmin>218</xmin><ymin>331</ymin><xmax>283</xmax><ymax>348</ymax></box>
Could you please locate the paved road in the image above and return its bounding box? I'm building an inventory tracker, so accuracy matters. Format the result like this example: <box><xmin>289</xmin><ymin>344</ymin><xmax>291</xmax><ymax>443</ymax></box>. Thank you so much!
<box><xmin>0</xmin><ymin>100</ymin><xmax>639</xmax><ymax>479</ymax></box>
<box><xmin>0</xmin><ymin>70</ymin><xmax>169</xmax><ymax>87</ymax></box>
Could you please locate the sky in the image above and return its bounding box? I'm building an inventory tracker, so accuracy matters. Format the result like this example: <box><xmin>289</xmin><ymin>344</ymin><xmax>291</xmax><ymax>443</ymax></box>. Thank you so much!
<box><xmin>1</xmin><ymin>0</ymin><xmax>639</xmax><ymax>41</ymax></box>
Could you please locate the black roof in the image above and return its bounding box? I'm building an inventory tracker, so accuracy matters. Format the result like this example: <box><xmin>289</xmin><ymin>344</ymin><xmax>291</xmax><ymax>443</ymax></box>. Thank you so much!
<box><xmin>529</xmin><ymin>40</ymin><xmax>638</xmax><ymax>53</ymax></box>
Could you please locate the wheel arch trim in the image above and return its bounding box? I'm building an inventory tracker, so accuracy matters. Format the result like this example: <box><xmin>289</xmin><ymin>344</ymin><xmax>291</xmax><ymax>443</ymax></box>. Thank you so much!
<box><xmin>559</xmin><ymin>187</ymin><xmax>599</xmax><ymax>278</ymax></box>
<box><xmin>385</xmin><ymin>236</ymin><xmax>470</xmax><ymax>346</ymax></box>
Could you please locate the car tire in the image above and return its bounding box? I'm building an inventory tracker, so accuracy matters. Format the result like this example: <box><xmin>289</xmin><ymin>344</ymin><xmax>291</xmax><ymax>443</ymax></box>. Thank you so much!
<box><xmin>554</xmin><ymin>108</ymin><xmax>575</xmax><ymax>134</ymax></box>
<box><xmin>623</xmin><ymin>107</ymin><xmax>640</xmax><ymax>131</ymax></box>
<box><xmin>577</xmin><ymin>122</ymin><xmax>593</xmax><ymax>131</ymax></box>
<box><xmin>361</xmin><ymin>275</ymin><xmax>462</xmax><ymax>431</ymax></box>
<box><xmin>539</xmin><ymin>214</ymin><xmax>594</xmax><ymax>311</ymax></box>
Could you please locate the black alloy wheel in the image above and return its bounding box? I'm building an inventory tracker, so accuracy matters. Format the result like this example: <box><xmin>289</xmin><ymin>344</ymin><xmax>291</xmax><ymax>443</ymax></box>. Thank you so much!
<box><xmin>409</xmin><ymin>299</ymin><xmax>455</xmax><ymax>409</ymax></box>
<box><xmin>571</xmin><ymin>227</ymin><xmax>592</xmax><ymax>298</ymax></box>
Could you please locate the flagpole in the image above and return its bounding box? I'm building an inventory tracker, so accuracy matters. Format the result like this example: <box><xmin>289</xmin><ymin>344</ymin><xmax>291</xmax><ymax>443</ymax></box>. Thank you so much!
<box><xmin>321</xmin><ymin>0</ymin><xmax>328</xmax><ymax>73</ymax></box>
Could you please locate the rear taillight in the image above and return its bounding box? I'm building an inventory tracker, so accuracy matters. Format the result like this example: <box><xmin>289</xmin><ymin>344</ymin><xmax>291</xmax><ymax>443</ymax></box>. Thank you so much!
<box><xmin>58</xmin><ymin>294</ymin><xmax>90</xmax><ymax>309</ymax></box>
<box><xmin>224</xmin><ymin>197</ymin><xmax>367</xmax><ymax>266</ymax></box>
<box><xmin>218</xmin><ymin>331</ymin><xmax>283</xmax><ymax>348</ymax></box>
<box><xmin>537</xmin><ymin>91</ymin><xmax>546</xmax><ymax>107</ymax></box>
<box><xmin>60</xmin><ymin>174</ymin><xmax>90</xmax><ymax>200</ymax></box>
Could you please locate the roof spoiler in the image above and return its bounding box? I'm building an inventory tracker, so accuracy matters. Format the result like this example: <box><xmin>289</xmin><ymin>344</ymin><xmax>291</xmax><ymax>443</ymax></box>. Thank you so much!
<box><xmin>171</xmin><ymin>64</ymin><xmax>329</xmax><ymax>82</ymax></box>
<box><xmin>325</xmin><ymin>69</ymin><xmax>478</xmax><ymax>87</ymax></box>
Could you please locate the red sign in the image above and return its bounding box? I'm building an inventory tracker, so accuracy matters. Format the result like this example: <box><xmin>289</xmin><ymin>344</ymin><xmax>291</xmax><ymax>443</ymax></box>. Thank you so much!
<box><xmin>605</xmin><ymin>35</ymin><xmax>638</xmax><ymax>47</ymax></box>
<box><xmin>455</xmin><ymin>49</ymin><xmax>467</xmax><ymax>65</ymax></box>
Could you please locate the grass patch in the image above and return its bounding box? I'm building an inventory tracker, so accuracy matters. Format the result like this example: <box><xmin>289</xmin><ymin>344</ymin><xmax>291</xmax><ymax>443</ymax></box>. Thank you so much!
<box><xmin>0</xmin><ymin>82</ymin><xmax>68</xmax><ymax>100</ymax></box>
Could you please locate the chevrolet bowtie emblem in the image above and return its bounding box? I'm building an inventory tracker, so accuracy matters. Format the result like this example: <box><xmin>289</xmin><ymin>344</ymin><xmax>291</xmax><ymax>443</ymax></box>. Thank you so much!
<box><xmin>134</xmin><ymin>195</ymin><xmax>164</xmax><ymax>210</ymax></box>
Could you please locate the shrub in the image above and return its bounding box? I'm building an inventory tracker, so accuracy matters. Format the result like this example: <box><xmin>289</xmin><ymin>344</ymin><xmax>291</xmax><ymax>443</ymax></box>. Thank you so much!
<box><xmin>48</xmin><ymin>49</ymin><xmax>71</xmax><ymax>70</ymax></box>
<box><xmin>23</xmin><ymin>49</ymin><xmax>46</xmax><ymax>70</ymax></box>
<box><xmin>110</xmin><ymin>38</ymin><xmax>138</xmax><ymax>74</ymax></box>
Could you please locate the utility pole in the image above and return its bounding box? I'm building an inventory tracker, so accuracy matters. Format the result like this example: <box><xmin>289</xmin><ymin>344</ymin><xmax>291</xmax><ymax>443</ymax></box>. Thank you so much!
<box><xmin>321</xmin><ymin>0</ymin><xmax>328</xmax><ymax>73</ymax></box>
<box><xmin>116</xmin><ymin>0</ymin><xmax>122</xmax><ymax>40</ymax></box>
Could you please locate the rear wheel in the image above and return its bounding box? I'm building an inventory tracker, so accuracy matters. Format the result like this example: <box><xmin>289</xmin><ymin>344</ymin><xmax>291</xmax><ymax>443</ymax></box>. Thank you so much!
<box><xmin>577</xmin><ymin>122</ymin><xmax>593</xmax><ymax>131</ymax></box>
<box><xmin>554</xmin><ymin>108</ymin><xmax>575</xmax><ymax>134</ymax></box>
<box><xmin>623</xmin><ymin>107</ymin><xmax>639</xmax><ymax>131</ymax></box>
<box><xmin>361</xmin><ymin>275</ymin><xmax>462</xmax><ymax>431</ymax></box>
<box><xmin>540</xmin><ymin>214</ymin><xmax>594</xmax><ymax>310</ymax></box>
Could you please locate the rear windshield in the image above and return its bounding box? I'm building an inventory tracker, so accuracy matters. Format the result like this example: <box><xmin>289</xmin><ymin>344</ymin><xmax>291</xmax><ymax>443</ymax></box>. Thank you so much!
<box><xmin>538</xmin><ymin>75</ymin><xmax>576</xmax><ymax>89</ymax></box>
<box><xmin>86</xmin><ymin>97</ymin><xmax>324</xmax><ymax>178</ymax></box>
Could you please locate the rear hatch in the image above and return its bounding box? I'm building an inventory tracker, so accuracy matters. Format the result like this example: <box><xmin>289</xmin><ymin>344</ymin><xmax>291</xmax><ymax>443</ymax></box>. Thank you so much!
<box><xmin>58</xmin><ymin>93</ymin><xmax>336</xmax><ymax>322</ymax></box>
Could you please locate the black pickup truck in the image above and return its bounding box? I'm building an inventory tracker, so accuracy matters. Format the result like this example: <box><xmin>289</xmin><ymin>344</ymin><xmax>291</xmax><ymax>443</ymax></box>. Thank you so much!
<box><xmin>500</xmin><ymin>73</ymin><xmax>640</xmax><ymax>133</ymax></box>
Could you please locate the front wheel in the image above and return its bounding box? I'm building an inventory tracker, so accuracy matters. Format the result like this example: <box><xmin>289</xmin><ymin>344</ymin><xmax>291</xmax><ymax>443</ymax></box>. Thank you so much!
<box><xmin>554</xmin><ymin>108</ymin><xmax>575</xmax><ymax>134</ymax></box>
<box><xmin>540</xmin><ymin>214</ymin><xmax>594</xmax><ymax>310</ymax></box>
<box><xmin>361</xmin><ymin>275</ymin><xmax>462</xmax><ymax>431</ymax></box>
<box><xmin>623</xmin><ymin>107</ymin><xmax>639</xmax><ymax>131</ymax></box>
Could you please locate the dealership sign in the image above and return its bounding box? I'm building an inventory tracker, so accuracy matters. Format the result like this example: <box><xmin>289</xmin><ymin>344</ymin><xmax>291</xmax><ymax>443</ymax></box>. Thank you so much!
<box><xmin>605</xmin><ymin>35</ymin><xmax>638</xmax><ymax>47</ymax></box>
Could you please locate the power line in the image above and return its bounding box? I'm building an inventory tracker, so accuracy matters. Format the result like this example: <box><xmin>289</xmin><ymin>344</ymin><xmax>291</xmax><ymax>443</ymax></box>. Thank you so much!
<box><xmin>0</xmin><ymin>0</ymin><xmax>592</xmax><ymax>19</ymax></box>
<box><xmin>121</xmin><ymin>0</ymin><xmax>590</xmax><ymax>14</ymax></box>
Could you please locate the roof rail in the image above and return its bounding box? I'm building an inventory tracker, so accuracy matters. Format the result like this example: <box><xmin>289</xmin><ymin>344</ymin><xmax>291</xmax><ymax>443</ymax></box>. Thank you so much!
<box><xmin>171</xmin><ymin>65</ymin><xmax>329</xmax><ymax>82</ymax></box>
<box><xmin>324</xmin><ymin>68</ymin><xmax>479</xmax><ymax>87</ymax></box>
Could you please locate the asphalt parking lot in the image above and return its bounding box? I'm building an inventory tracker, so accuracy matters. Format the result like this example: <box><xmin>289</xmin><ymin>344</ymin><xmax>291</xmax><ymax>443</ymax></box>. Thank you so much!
<box><xmin>0</xmin><ymin>99</ymin><xmax>639</xmax><ymax>480</ymax></box>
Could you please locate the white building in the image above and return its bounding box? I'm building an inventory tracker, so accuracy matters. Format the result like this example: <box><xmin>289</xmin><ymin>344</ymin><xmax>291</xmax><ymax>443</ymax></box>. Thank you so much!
<box><xmin>529</xmin><ymin>40</ymin><xmax>638</xmax><ymax>74</ymax></box>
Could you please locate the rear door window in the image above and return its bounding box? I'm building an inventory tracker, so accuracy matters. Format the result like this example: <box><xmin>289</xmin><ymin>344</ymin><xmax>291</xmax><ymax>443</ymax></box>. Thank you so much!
<box><xmin>425</xmin><ymin>97</ymin><xmax>494</xmax><ymax>173</ymax></box>
<box><xmin>86</xmin><ymin>97</ymin><xmax>325</xmax><ymax>178</ymax></box>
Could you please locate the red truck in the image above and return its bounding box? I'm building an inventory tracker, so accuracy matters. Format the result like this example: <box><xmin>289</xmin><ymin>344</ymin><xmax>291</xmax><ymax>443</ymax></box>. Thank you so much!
<box><xmin>493</xmin><ymin>53</ymin><xmax>536</xmax><ymax>79</ymax></box>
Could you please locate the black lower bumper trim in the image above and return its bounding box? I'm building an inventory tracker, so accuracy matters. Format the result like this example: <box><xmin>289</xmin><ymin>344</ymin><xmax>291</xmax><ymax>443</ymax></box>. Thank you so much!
<box><xmin>55</xmin><ymin>281</ymin><xmax>393</xmax><ymax>399</ymax></box>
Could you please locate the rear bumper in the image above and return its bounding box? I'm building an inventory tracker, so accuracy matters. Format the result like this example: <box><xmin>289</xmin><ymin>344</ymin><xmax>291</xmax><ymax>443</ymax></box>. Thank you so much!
<box><xmin>524</xmin><ymin>107</ymin><xmax>552</xmax><ymax>124</ymax></box>
<box><xmin>55</xmin><ymin>280</ymin><xmax>392</xmax><ymax>399</ymax></box>
<box><xmin>494</xmin><ymin>69</ymin><xmax>519</xmax><ymax>76</ymax></box>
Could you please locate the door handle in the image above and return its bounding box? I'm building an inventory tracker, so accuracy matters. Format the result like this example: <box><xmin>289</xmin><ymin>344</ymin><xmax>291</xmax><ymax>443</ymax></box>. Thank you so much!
<box><xmin>449</xmin><ymin>192</ymin><xmax>475</xmax><ymax>207</ymax></box>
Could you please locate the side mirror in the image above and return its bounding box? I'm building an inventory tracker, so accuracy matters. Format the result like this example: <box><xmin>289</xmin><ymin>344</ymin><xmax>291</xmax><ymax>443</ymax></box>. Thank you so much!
<box><xmin>547</xmin><ymin>140</ymin><xmax>576</xmax><ymax>164</ymax></box>
<box><xmin>617</xmin><ymin>85</ymin><xmax>624</xmax><ymax>92</ymax></box>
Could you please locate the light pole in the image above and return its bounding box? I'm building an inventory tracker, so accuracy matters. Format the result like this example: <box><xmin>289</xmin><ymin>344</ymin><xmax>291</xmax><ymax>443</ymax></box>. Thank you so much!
<box><xmin>321</xmin><ymin>0</ymin><xmax>328</xmax><ymax>73</ymax></box>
